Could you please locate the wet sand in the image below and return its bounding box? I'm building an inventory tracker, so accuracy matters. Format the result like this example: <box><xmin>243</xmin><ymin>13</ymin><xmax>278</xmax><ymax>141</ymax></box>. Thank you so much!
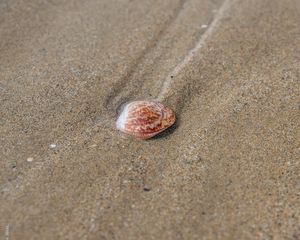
<box><xmin>1</xmin><ymin>0</ymin><xmax>300</xmax><ymax>239</ymax></box>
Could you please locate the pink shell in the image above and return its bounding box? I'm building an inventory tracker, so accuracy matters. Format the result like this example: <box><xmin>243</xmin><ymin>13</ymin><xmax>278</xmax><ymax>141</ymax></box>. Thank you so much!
<box><xmin>116</xmin><ymin>101</ymin><xmax>176</xmax><ymax>139</ymax></box>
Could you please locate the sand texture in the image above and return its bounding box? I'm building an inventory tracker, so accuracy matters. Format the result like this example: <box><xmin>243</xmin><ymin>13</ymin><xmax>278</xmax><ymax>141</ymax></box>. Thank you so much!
<box><xmin>1</xmin><ymin>0</ymin><xmax>300</xmax><ymax>239</ymax></box>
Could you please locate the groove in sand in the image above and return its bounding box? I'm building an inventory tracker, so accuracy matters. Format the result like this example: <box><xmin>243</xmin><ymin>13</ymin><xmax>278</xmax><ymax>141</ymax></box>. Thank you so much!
<box><xmin>103</xmin><ymin>0</ymin><xmax>187</xmax><ymax>110</ymax></box>
<box><xmin>156</xmin><ymin>0</ymin><xmax>231</xmax><ymax>101</ymax></box>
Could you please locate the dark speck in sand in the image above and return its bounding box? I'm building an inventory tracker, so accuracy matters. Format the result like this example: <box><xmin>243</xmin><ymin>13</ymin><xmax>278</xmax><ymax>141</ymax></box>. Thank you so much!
<box><xmin>143</xmin><ymin>187</ymin><xmax>151</xmax><ymax>192</ymax></box>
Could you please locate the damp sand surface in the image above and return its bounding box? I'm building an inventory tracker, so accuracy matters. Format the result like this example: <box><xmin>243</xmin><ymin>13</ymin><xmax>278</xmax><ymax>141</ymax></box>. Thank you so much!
<box><xmin>1</xmin><ymin>0</ymin><xmax>300</xmax><ymax>239</ymax></box>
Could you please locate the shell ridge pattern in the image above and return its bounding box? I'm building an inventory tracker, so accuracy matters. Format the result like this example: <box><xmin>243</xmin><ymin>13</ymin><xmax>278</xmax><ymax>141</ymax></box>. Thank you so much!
<box><xmin>116</xmin><ymin>101</ymin><xmax>176</xmax><ymax>139</ymax></box>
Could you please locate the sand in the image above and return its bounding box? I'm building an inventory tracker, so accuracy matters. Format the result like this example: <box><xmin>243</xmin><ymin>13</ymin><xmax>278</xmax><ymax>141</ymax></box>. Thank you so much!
<box><xmin>1</xmin><ymin>0</ymin><xmax>300</xmax><ymax>239</ymax></box>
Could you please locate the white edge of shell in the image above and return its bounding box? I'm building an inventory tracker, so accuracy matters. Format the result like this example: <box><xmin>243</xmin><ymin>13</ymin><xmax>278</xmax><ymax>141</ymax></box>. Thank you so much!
<box><xmin>116</xmin><ymin>103</ymin><xmax>130</xmax><ymax>130</ymax></box>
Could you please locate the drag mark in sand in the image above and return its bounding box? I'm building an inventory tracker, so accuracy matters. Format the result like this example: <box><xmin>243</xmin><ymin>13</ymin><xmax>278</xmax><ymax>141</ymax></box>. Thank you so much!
<box><xmin>156</xmin><ymin>0</ymin><xmax>231</xmax><ymax>101</ymax></box>
<box><xmin>103</xmin><ymin>0</ymin><xmax>187</xmax><ymax>110</ymax></box>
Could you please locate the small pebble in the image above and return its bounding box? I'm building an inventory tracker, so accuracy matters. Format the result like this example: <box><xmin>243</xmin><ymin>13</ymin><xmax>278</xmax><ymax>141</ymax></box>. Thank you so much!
<box><xmin>201</xmin><ymin>24</ymin><xmax>208</xmax><ymax>28</ymax></box>
<box><xmin>49</xmin><ymin>144</ymin><xmax>57</xmax><ymax>149</ymax></box>
<box><xmin>27</xmin><ymin>157</ymin><xmax>34</xmax><ymax>162</ymax></box>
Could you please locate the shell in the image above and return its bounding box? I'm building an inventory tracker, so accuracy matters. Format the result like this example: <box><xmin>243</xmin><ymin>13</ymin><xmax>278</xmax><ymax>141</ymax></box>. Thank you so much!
<box><xmin>116</xmin><ymin>100</ymin><xmax>176</xmax><ymax>139</ymax></box>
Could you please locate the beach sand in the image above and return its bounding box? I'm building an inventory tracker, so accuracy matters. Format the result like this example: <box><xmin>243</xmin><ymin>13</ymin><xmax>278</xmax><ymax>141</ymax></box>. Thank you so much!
<box><xmin>1</xmin><ymin>0</ymin><xmax>300</xmax><ymax>239</ymax></box>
